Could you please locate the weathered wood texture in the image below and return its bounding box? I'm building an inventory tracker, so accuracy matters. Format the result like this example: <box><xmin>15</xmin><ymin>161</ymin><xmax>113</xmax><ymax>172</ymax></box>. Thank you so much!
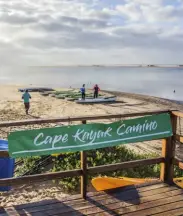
<box><xmin>173</xmin><ymin>111</ymin><xmax>183</xmax><ymax>162</ymax></box>
<box><xmin>160</xmin><ymin>114</ymin><xmax>177</xmax><ymax>183</ymax></box>
<box><xmin>1</xmin><ymin>182</ymin><xmax>183</xmax><ymax>216</ymax></box>
<box><xmin>172</xmin><ymin>111</ymin><xmax>183</xmax><ymax>118</ymax></box>
<box><xmin>0</xmin><ymin>169</ymin><xmax>82</xmax><ymax>187</ymax></box>
<box><xmin>175</xmin><ymin>135</ymin><xmax>183</xmax><ymax>161</ymax></box>
<box><xmin>88</xmin><ymin>157</ymin><xmax>164</xmax><ymax>174</ymax></box>
<box><xmin>0</xmin><ymin>158</ymin><xmax>163</xmax><ymax>187</ymax></box>
<box><xmin>81</xmin><ymin>151</ymin><xmax>87</xmax><ymax>199</ymax></box>
<box><xmin>80</xmin><ymin>120</ymin><xmax>87</xmax><ymax>199</ymax></box>
<box><xmin>173</xmin><ymin>158</ymin><xmax>183</xmax><ymax>169</ymax></box>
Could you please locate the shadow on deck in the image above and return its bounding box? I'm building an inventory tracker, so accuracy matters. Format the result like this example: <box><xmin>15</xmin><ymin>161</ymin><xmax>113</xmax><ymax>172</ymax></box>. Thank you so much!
<box><xmin>1</xmin><ymin>181</ymin><xmax>183</xmax><ymax>216</ymax></box>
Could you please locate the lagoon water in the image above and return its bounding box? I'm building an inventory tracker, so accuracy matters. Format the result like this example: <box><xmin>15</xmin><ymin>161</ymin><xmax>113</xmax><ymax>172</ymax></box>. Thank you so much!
<box><xmin>1</xmin><ymin>66</ymin><xmax>183</xmax><ymax>101</ymax></box>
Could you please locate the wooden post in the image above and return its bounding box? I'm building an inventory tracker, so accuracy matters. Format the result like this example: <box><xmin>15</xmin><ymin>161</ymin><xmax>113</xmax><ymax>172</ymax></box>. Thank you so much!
<box><xmin>0</xmin><ymin>151</ymin><xmax>9</xmax><ymax>157</ymax></box>
<box><xmin>81</xmin><ymin>120</ymin><xmax>87</xmax><ymax>199</ymax></box>
<box><xmin>160</xmin><ymin>114</ymin><xmax>177</xmax><ymax>184</ymax></box>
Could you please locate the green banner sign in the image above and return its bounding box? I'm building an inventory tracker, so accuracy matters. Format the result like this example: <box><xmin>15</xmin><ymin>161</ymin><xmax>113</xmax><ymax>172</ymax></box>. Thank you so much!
<box><xmin>8</xmin><ymin>113</ymin><xmax>172</xmax><ymax>158</ymax></box>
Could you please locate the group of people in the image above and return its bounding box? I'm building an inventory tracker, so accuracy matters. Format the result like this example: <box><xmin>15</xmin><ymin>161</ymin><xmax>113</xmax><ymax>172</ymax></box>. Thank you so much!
<box><xmin>80</xmin><ymin>84</ymin><xmax>100</xmax><ymax>100</ymax></box>
<box><xmin>21</xmin><ymin>84</ymin><xmax>101</xmax><ymax>114</ymax></box>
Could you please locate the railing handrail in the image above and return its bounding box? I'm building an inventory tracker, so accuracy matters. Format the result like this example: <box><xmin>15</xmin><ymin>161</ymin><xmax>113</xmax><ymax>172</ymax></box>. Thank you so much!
<box><xmin>0</xmin><ymin>109</ymin><xmax>171</xmax><ymax>127</ymax></box>
<box><xmin>0</xmin><ymin>157</ymin><xmax>164</xmax><ymax>187</ymax></box>
<box><xmin>0</xmin><ymin>109</ymin><xmax>181</xmax><ymax>199</ymax></box>
<box><xmin>172</xmin><ymin>111</ymin><xmax>183</xmax><ymax>118</ymax></box>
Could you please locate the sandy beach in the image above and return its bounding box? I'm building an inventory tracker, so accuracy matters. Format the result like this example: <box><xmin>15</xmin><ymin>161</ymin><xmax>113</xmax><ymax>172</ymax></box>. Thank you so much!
<box><xmin>0</xmin><ymin>84</ymin><xmax>183</xmax><ymax>207</ymax></box>
<box><xmin>0</xmin><ymin>84</ymin><xmax>182</xmax><ymax>154</ymax></box>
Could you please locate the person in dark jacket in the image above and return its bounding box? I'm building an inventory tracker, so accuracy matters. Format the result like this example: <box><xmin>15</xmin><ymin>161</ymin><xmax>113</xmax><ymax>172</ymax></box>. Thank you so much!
<box><xmin>93</xmin><ymin>84</ymin><xmax>100</xmax><ymax>98</ymax></box>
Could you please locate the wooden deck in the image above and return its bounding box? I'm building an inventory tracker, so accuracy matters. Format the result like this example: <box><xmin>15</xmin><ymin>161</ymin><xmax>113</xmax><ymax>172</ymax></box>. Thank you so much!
<box><xmin>1</xmin><ymin>181</ymin><xmax>183</xmax><ymax>216</ymax></box>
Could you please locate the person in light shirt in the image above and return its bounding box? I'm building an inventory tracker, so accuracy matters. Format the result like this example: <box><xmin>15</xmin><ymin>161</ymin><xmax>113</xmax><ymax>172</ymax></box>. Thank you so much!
<box><xmin>80</xmin><ymin>84</ymin><xmax>86</xmax><ymax>100</ymax></box>
<box><xmin>22</xmin><ymin>89</ymin><xmax>31</xmax><ymax>114</ymax></box>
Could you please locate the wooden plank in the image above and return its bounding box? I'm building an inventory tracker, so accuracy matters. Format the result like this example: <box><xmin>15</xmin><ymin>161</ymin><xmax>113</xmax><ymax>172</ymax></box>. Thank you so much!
<box><xmin>79</xmin><ymin>186</ymin><xmax>177</xmax><ymax>207</ymax></box>
<box><xmin>0</xmin><ymin>110</ymin><xmax>170</xmax><ymax>127</ymax></box>
<box><xmin>13</xmin><ymin>187</ymin><xmax>180</xmax><ymax>215</ymax></box>
<box><xmin>152</xmin><ymin>207</ymin><xmax>183</xmax><ymax>216</ymax></box>
<box><xmin>12</xmin><ymin>183</ymin><xmax>175</xmax><ymax>215</ymax></box>
<box><xmin>80</xmin><ymin>120</ymin><xmax>87</xmax><ymax>199</ymax></box>
<box><xmin>160</xmin><ymin>139</ymin><xmax>171</xmax><ymax>182</ymax></box>
<box><xmin>160</xmin><ymin>113</ymin><xmax>176</xmax><ymax>183</ymax></box>
<box><xmin>0</xmin><ymin>169</ymin><xmax>82</xmax><ymax>186</ymax></box>
<box><xmin>172</xmin><ymin>111</ymin><xmax>183</xmax><ymax>118</ymax></box>
<box><xmin>90</xmin><ymin>194</ymin><xmax>183</xmax><ymax>216</ymax></box>
<box><xmin>87</xmin><ymin>188</ymin><xmax>183</xmax><ymax>216</ymax></box>
<box><xmin>12</xmin><ymin>182</ymin><xmax>165</xmax><ymax>211</ymax></box>
<box><xmin>10</xmin><ymin>182</ymin><xmax>164</xmax><ymax>213</ymax></box>
<box><xmin>171</xmin><ymin>114</ymin><xmax>177</xmax><ymax>136</ymax></box>
<box><xmin>120</xmin><ymin>199</ymin><xmax>183</xmax><ymax>216</ymax></box>
<box><xmin>23</xmin><ymin>186</ymin><xmax>182</xmax><ymax>216</ymax></box>
<box><xmin>88</xmin><ymin>157</ymin><xmax>164</xmax><ymax>174</ymax></box>
<box><xmin>165</xmin><ymin>114</ymin><xmax>176</xmax><ymax>183</ymax></box>
<box><xmin>173</xmin><ymin>158</ymin><xmax>183</xmax><ymax>169</ymax></box>
<box><xmin>81</xmin><ymin>151</ymin><xmax>87</xmax><ymax>199</ymax></box>
<box><xmin>8</xmin><ymin>183</ymin><xmax>167</xmax><ymax>215</ymax></box>
<box><xmin>175</xmin><ymin>134</ymin><xmax>183</xmax><ymax>143</ymax></box>
<box><xmin>76</xmin><ymin>189</ymin><xmax>183</xmax><ymax>215</ymax></box>
<box><xmin>0</xmin><ymin>158</ymin><xmax>163</xmax><ymax>187</ymax></box>
<box><xmin>88</xmin><ymin>183</ymin><xmax>171</xmax><ymax>202</ymax></box>
<box><xmin>0</xmin><ymin>159</ymin><xmax>163</xmax><ymax>187</ymax></box>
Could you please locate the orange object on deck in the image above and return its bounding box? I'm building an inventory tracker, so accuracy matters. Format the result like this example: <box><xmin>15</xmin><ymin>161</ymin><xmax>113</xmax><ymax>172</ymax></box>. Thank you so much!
<box><xmin>91</xmin><ymin>176</ymin><xmax>183</xmax><ymax>191</ymax></box>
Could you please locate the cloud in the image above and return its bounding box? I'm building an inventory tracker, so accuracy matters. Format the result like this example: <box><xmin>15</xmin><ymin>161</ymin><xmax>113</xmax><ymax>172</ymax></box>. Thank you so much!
<box><xmin>116</xmin><ymin>0</ymin><xmax>183</xmax><ymax>23</ymax></box>
<box><xmin>0</xmin><ymin>0</ymin><xmax>183</xmax><ymax>65</ymax></box>
<box><xmin>0</xmin><ymin>13</ymin><xmax>37</xmax><ymax>25</ymax></box>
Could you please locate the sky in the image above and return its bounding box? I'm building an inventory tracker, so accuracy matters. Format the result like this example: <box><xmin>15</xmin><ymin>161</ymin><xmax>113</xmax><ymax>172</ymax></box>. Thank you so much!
<box><xmin>0</xmin><ymin>0</ymin><xmax>183</xmax><ymax>66</ymax></box>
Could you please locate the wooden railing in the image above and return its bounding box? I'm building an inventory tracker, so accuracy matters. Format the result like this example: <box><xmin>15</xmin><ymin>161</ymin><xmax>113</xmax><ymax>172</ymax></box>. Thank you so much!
<box><xmin>172</xmin><ymin>111</ymin><xmax>183</xmax><ymax>170</ymax></box>
<box><xmin>0</xmin><ymin>109</ymin><xmax>183</xmax><ymax>199</ymax></box>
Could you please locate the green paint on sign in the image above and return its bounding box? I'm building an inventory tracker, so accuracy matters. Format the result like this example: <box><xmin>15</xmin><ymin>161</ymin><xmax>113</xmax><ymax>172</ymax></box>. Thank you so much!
<box><xmin>8</xmin><ymin>113</ymin><xmax>173</xmax><ymax>158</ymax></box>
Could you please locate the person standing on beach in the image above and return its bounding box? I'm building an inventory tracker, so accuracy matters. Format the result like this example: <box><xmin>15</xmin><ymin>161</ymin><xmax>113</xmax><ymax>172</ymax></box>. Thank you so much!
<box><xmin>93</xmin><ymin>84</ymin><xmax>100</xmax><ymax>98</ymax></box>
<box><xmin>80</xmin><ymin>84</ymin><xmax>86</xmax><ymax>100</ymax></box>
<box><xmin>22</xmin><ymin>89</ymin><xmax>31</xmax><ymax>115</ymax></box>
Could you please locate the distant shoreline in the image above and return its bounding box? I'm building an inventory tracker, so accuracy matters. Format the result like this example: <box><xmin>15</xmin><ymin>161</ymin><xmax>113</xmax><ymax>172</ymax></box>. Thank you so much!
<box><xmin>103</xmin><ymin>90</ymin><xmax>183</xmax><ymax>111</ymax></box>
<box><xmin>29</xmin><ymin>65</ymin><xmax>183</xmax><ymax>68</ymax></box>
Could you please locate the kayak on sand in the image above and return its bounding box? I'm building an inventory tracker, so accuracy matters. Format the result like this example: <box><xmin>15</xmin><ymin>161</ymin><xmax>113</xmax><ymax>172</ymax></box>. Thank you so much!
<box><xmin>75</xmin><ymin>97</ymin><xmax>117</xmax><ymax>104</ymax></box>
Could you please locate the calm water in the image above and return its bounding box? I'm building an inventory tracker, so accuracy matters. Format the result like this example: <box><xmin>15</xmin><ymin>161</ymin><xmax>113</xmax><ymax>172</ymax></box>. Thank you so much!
<box><xmin>0</xmin><ymin>66</ymin><xmax>183</xmax><ymax>101</ymax></box>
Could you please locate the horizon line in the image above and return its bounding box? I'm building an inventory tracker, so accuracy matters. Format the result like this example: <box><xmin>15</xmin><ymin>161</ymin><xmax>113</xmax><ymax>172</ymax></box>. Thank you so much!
<box><xmin>28</xmin><ymin>64</ymin><xmax>183</xmax><ymax>67</ymax></box>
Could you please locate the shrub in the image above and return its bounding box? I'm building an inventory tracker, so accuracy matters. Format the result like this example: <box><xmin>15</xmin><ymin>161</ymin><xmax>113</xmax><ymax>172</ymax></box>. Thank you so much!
<box><xmin>15</xmin><ymin>145</ymin><xmax>183</xmax><ymax>192</ymax></box>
